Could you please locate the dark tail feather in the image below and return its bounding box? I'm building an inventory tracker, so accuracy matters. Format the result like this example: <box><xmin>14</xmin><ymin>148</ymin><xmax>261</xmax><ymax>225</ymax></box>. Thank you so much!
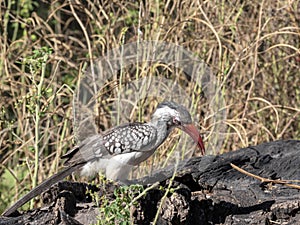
<box><xmin>2</xmin><ymin>164</ymin><xmax>83</xmax><ymax>217</ymax></box>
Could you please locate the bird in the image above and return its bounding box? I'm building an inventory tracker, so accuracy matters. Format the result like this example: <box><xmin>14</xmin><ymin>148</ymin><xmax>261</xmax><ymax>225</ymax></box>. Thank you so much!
<box><xmin>2</xmin><ymin>101</ymin><xmax>205</xmax><ymax>216</ymax></box>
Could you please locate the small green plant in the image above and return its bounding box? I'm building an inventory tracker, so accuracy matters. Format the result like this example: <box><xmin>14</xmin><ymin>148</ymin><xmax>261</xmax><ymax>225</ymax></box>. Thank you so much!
<box><xmin>96</xmin><ymin>184</ymin><xmax>144</xmax><ymax>225</ymax></box>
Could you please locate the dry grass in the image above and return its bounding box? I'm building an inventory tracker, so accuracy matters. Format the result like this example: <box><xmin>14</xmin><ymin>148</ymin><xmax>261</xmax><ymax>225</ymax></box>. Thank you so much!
<box><xmin>0</xmin><ymin>0</ymin><xmax>299</xmax><ymax>213</ymax></box>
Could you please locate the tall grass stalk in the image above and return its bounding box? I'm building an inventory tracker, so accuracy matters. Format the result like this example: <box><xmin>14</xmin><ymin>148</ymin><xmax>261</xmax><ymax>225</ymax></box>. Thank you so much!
<box><xmin>31</xmin><ymin>53</ymin><xmax>47</xmax><ymax>208</ymax></box>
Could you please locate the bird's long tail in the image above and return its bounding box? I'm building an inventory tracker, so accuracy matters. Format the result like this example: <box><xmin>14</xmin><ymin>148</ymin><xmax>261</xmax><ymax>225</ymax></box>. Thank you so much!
<box><xmin>2</xmin><ymin>164</ymin><xmax>83</xmax><ymax>217</ymax></box>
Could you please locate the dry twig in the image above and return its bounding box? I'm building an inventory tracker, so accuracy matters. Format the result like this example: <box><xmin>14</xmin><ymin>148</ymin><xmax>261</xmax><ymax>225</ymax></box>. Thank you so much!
<box><xmin>230</xmin><ymin>163</ymin><xmax>300</xmax><ymax>190</ymax></box>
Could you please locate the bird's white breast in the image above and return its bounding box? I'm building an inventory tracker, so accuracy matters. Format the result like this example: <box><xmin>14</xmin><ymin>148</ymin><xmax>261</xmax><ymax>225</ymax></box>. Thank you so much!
<box><xmin>80</xmin><ymin>150</ymin><xmax>154</xmax><ymax>181</ymax></box>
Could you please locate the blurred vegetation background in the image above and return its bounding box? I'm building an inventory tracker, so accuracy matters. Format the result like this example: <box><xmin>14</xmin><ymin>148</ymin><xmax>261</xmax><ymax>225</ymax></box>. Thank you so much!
<box><xmin>0</xmin><ymin>0</ymin><xmax>299</xmax><ymax>213</ymax></box>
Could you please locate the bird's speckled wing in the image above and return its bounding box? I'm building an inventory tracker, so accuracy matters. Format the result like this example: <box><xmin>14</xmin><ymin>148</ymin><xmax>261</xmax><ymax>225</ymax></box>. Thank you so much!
<box><xmin>62</xmin><ymin>123</ymin><xmax>157</xmax><ymax>167</ymax></box>
<box><xmin>102</xmin><ymin>123</ymin><xmax>157</xmax><ymax>154</ymax></box>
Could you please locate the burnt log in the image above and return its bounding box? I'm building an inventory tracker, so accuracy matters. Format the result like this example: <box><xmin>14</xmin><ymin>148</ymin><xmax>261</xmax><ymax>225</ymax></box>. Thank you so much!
<box><xmin>1</xmin><ymin>140</ymin><xmax>300</xmax><ymax>225</ymax></box>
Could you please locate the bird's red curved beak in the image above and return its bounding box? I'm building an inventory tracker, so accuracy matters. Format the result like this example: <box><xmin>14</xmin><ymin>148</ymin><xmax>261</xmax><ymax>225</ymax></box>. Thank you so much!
<box><xmin>181</xmin><ymin>124</ymin><xmax>205</xmax><ymax>155</ymax></box>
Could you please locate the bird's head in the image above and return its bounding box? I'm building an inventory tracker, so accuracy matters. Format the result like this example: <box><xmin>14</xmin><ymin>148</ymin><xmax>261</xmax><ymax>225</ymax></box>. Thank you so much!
<box><xmin>152</xmin><ymin>101</ymin><xmax>205</xmax><ymax>155</ymax></box>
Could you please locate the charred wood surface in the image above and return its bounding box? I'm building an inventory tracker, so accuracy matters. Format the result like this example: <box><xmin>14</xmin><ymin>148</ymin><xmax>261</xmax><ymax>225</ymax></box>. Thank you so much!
<box><xmin>1</xmin><ymin>140</ymin><xmax>300</xmax><ymax>225</ymax></box>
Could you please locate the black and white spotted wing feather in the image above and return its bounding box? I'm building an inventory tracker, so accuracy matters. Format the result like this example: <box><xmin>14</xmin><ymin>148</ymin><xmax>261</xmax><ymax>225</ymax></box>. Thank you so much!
<box><xmin>61</xmin><ymin>123</ymin><xmax>157</xmax><ymax>167</ymax></box>
<box><xmin>102</xmin><ymin>123</ymin><xmax>157</xmax><ymax>154</ymax></box>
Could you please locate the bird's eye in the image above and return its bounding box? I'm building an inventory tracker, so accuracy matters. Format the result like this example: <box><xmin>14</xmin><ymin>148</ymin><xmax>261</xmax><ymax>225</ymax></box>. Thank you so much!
<box><xmin>173</xmin><ymin>117</ymin><xmax>181</xmax><ymax>125</ymax></box>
